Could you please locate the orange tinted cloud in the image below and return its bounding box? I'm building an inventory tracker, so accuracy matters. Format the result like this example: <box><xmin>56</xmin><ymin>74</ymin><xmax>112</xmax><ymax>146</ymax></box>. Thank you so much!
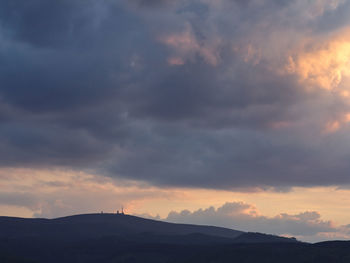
<box><xmin>286</xmin><ymin>29</ymin><xmax>350</xmax><ymax>91</ymax></box>
<box><xmin>282</xmin><ymin>28</ymin><xmax>350</xmax><ymax>133</ymax></box>
<box><xmin>323</xmin><ymin>112</ymin><xmax>350</xmax><ymax>134</ymax></box>
<box><xmin>324</xmin><ymin>120</ymin><xmax>341</xmax><ymax>134</ymax></box>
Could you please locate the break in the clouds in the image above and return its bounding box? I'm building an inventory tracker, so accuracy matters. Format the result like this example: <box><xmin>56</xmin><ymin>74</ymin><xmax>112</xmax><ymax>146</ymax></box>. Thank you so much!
<box><xmin>1</xmin><ymin>0</ymin><xmax>350</xmax><ymax>189</ymax></box>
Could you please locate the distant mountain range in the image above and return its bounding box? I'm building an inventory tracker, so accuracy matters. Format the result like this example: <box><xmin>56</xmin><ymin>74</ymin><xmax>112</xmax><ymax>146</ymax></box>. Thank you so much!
<box><xmin>0</xmin><ymin>213</ymin><xmax>349</xmax><ymax>263</ymax></box>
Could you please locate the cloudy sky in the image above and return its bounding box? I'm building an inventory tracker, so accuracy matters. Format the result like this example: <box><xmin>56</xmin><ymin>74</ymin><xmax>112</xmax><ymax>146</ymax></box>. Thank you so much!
<box><xmin>1</xmin><ymin>0</ymin><xmax>350</xmax><ymax>242</ymax></box>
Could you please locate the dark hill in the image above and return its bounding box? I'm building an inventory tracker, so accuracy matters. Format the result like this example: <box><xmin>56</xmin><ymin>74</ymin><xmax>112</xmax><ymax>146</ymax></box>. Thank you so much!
<box><xmin>0</xmin><ymin>213</ymin><xmax>243</xmax><ymax>240</ymax></box>
<box><xmin>0</xmin><ymin>213</ymin><xmax>300</xmax><ymax>244</ymax></box>
<box><xmin>233</xmin><ymin>232</ymin><xmax>298</xmax><ymax>243</ymax></box>
<box><xmin>0</xmin><ymin>213</ymin><xmax>319</xmax><ymax>263</ymax></box>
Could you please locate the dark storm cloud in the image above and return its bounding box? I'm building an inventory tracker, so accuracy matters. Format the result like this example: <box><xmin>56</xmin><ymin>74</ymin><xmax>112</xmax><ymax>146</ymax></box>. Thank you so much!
<box><xmin>1</xmin><ymin>0</ymin><xmax>350</xmax><ymax>189</ymax></box>
<box><xmin>104</xmin><ymin>124</ymin><xmax>350</xmax><ymax>189</ymax></box>
<box><xmin>131</xmin><ymin>0</ymin><xmax>173</xmax><ymax>8</ymax></box>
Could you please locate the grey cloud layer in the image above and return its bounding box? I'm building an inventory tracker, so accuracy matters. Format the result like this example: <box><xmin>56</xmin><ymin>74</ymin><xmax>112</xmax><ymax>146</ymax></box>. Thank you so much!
<box><xmin>165</xmin><ymin>202</ymin><xmax>337</xmax><ymax>241</ymax></box>
<box><xmin>1</xmin><ymin>0</ymin><xmax>350</xmax><ymax>189</ymax></box>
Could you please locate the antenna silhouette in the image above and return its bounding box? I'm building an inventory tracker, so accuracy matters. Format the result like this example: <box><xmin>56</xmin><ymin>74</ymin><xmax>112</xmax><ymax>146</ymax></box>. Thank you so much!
<box><xmin>116</xmin><ymin>206</ymin><xmax>125</xmax><ymax>215</ymax></box>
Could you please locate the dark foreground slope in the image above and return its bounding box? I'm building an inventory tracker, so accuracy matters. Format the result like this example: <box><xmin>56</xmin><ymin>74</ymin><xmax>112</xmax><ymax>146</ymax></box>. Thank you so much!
<box><xmin>1</xmin><ymin>213</ymin><xmax>348</xmax><ymax>263</ymax></box>
<box><xmin>0</xmin><ymin>213</ymin><xmax>242</xmax><ymax>240</ymax></box>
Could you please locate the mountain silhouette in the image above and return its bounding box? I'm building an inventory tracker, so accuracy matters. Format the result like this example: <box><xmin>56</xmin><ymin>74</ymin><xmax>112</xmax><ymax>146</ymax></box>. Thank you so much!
<box><xmin>0</xmin><ymin>213</ymin><xmax>299</xmax><ymax>243</ymax></box>
<box><xmin>0</xmin><ymin>213</ymin><xmax>244</xmax><ymax>240</ymax></box>
<box><xmin>1</xmin><ymin>213</ymin><xmax>348</xmax><ymax>263</ymax></box>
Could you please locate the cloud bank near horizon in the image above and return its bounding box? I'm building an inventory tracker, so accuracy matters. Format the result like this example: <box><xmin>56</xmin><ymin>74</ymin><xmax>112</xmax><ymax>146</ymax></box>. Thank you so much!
<box><xmin>164</xmin><ymin>201</ymin><xmax>350</xmax><ymax>242</ymax></box>
<box><xmin>136</xmin><ymin>200</ymin><xmax>350</xmax><ymax>242</ymax></box>
<box><xmin>165</xmin><ymin>202</ymin><xmax>333</xmax><ymax>239</ymax></box>
<box><xmin>1</xmin><ymin>0</ymin><xmax>350</xmax><ymax>189</ymax></box>
<box><xmin>0</xmin><ymin>167</ymin><xmax>349</xmax><ymax>242</ymax></box>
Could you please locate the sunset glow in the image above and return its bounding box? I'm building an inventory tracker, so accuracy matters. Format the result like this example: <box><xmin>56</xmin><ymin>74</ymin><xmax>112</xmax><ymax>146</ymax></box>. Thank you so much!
<box><xmin>2</xmin><ymin>0</ymin><xmax>350</xmax><ymax>243</ymax></box>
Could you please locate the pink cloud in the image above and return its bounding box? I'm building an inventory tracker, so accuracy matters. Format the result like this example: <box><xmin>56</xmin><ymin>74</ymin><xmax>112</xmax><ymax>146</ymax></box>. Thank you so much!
<box><xmin>160</xmin><ymin>25</ymin><xmax>221</xmax><ymax>66</ymax></box>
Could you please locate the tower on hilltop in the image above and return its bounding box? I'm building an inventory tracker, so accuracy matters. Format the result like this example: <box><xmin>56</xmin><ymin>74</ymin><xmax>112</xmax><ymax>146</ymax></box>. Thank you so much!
<box><xmin>117</xmin><ymin>206</ymin><xmax>125</xmax><ymax>215</ymax></box>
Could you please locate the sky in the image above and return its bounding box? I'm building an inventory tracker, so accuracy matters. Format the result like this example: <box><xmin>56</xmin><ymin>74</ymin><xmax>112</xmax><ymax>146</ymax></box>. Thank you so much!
<box><xmin>1</xmin><ymin>0</ymin><xmax>350</xmax><ymax>242</ymax></box>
